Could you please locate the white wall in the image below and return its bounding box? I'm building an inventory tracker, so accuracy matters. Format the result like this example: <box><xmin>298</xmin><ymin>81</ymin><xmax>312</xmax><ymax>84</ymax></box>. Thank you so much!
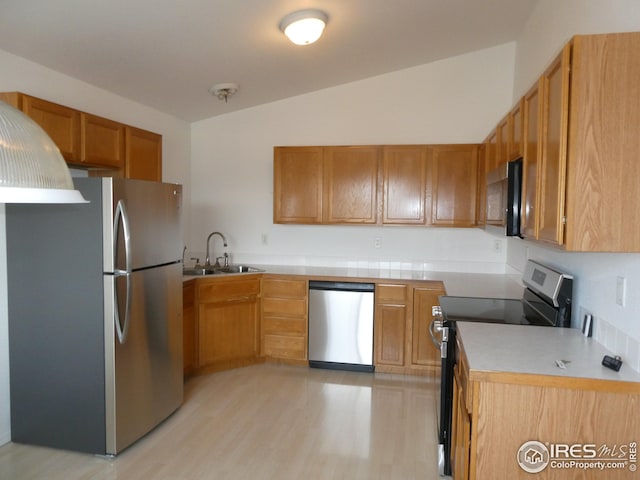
<box><xmin>188</xmin><ymin>44</ymin><xmax>516</xmax><ymax>272</ymax></box>
<box><xmin>0</xmin><ymin>48</ymin><xmax>191</xmax><ymax>446</ymax></box>
<box><xmin>508</xmin><ymin>0</ymin><xmax>640</xmax><ymax>370</ymax></box>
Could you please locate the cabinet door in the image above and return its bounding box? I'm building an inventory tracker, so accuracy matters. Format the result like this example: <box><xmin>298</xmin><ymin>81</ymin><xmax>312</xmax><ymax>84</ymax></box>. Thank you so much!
<box><xmin>452</xmin><ymin>370</ymin><xmax>471</xmax><ymax>480</ymax></box>
<box><xmin>198</xmin><ymin>297</ymin><xmax>259</xmax><ymax>366</ymax></box>
<box><xmin>475</xmin><ymin>144</ymin><xmax>486</xmax><ymax>226</ymax></box>
<box><xmin>496</xmin><ymin>115</ymin><xmax>509</xmax><ymax>167</ymax></box>
<box><xmin>522</xmin><ymin>79</ymin><xmax>543</xmax><ymax>239</ymax></box>
<box><xmin>125</xmin><ymin>126</ymin><xmax>162</xmax><ymax>181</ymax></box>
<box><xmin>382</xmin><ymin>145</ymin><xmax>427</xmax><ymax>224</ymax></box>
<box><xmin>374</xmin><ymin>304</ymin><xmax>406</xmax><ymax>366</ymax></box>
<box><xmin>273</xmin><ymin>146</ymin><xmax>323</xmax><ymax>224</ymax></box>
<box><xmin>81</xmin><ymin>113</ymin><xmax>125</xmax><ymax>168</ymax></box>
<box><xmin>538</xmin><ymin>45</ymin><xmax>570</xmax><ymax>246</ymax></box>
<box><xmin>484</xmin><ymin>129</ymin><xmax>498</xmax><ymax>172</ymax></box>
<box><xmin>411</xmin><ymin>287</ymin><xmax>444</xmax><ymax>369</ymax></box>
<box><xmin>428</xmin><ymin>145</ymin><xmax>479</xmax><ymax>226</ymax></box>
<box><xmin>182</xmin><ymin>281</ymin><xmax>196</xmax><ymax>376</ymax></box>
<box><xmin>375</xmin><ymin>284</ymin><xmax>407</xmax><ymax>366</ymax></box>
<box><xmin>323</xmin><ymin>146</ymin><xmax>379</xmax><ymax>224</ymax></box>
<box><xmin>509</xmin><ymin>98</ymin><xmax>524</xmax><ymax>161</ymax></box>
<box><xmin>22</xmin><ymin>95</ymin><xmax>81</xmax><ymax>163</ymax></box>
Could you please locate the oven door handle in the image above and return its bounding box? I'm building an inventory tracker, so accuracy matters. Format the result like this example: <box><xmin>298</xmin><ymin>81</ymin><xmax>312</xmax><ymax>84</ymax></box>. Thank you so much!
<box><xmin>522</xmin><ymin>297</ymin><xmax>554</xmax><ymax>325</ymax></box>
<box><xmin>429</xmin><ymin>317</ymin><xmax>443</xmax><ymax>349</ymax></box>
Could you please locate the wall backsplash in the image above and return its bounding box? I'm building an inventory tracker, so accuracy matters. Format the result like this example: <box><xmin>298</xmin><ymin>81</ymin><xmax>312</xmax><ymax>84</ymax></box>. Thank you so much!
<box><xmin>507</xmin><ymin>237</ymin><xmax>640</xmax><ymax>373</ymax></box>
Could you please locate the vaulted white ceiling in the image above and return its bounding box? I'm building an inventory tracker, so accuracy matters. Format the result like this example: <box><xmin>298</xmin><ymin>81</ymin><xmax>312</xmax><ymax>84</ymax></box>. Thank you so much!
<box><xmin>0</xmin><ymin>0</ymin><xmax>537</xmax><ymax>121</ymax></box>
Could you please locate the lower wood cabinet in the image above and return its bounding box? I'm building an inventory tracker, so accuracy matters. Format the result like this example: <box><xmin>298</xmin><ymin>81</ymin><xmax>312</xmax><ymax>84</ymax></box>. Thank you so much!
<box><xmin>183</xmin><ymin>274</ymin><xmax>444</xmax><ymax>378</ymax></box>
<box><xmin>375</xmin><ymin>284</ymin><xmax>408</xmax><ymax>367</ymax></box>
<box><xmin>196</xmin><ymin>275</ymin><xmax>261</xmax><ymax>373</ymax></box>
<box><xmin>261</xmin><ymin>275</ymin><xmax>308</xmax><ymax>364</ymax></box>
<box><xmin>183</xmin><ymin>279</ymin><xmax>196</xmax><ymax>376</ymax></box>
<box><xmin>454</xmin><ymin>331</ymin><xmax>640</xmax><ymax>480</ymax></box>
<box><xmin>375</xmin><ymin>281</ymin><xmax>445</xmax><ymax>375</ymax></box>
<box><xmin>412</xmin><ymin>287</ymin><xmax>445</xmax><ymax>369</ymax></box>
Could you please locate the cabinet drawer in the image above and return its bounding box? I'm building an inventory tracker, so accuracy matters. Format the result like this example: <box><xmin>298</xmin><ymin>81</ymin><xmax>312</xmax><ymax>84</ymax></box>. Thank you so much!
<box><xmin>262</xmin><ymin>297</ymin><xmax>306</xmax><ymax>316</ymax></box>
<box><xmin>198</xmin><ymin>277</ymin><xmax>260</xmax><ymax>301</ymax></box>
<box><xmin>263</xmin><ymin>334</ymin><xmax>306</xmax><ymax>359</ymax></box>
<box><xmin>262</xmin><ymin>277</ymin><xmax>307</xmax><ymax>298</ymax></box>
<box><xmin>263</xmin><ymin>316</ymin><xmax>307</xmax><ymax>336</ymax></box>
<box><xmin>376</xmin><ymin>284</ymin><xmax>408</xmax><ymax>304</ymax></box>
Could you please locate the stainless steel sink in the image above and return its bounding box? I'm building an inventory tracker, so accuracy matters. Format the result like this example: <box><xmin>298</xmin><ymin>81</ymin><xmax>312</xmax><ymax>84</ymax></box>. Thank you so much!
<box><xmin>216</xmin><ymin>265</ymin><xmax>264</xmax><ymax>274</ymax></box>
<box><xmin>182</xmin><ymin>267</ymin><xmax>218</xmax><ymax>276</ymax></box>
<box><xmin>183</xmin><ymin>264</ymin><xmax>264</xmax><ymax>276</ymax></box>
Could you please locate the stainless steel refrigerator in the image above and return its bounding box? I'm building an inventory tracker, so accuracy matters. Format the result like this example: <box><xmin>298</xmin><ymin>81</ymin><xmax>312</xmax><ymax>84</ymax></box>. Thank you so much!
<box><xmin>6</xmin><ymin>177</ymin><xmax>184</xmax><ymax>455</ymax></box>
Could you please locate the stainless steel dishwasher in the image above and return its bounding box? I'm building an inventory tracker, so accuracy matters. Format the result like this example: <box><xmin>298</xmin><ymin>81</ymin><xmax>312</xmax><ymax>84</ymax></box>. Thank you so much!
<box><xmin>308</xmin><ymin>281</ymin><xmax>375</xmax><ymax>372</ymax></box>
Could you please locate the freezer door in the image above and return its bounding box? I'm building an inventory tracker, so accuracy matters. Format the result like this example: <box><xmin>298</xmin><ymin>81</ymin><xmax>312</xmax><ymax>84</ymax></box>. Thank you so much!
<box><xmin>104</xmin><ymin>262</ymin><xmax>183</xmax><ymax>454</ymax></box>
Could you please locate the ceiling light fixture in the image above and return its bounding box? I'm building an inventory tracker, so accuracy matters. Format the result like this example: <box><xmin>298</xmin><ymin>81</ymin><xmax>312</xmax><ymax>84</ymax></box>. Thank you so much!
<box><xmin>279</xmin><ymin>9</ymin><xmax>328</xmax><ymax>46</ymax></box>
<box><xmin>0</xmin><ymin>101</ymin><xmax>87</xmax><ymax>204</ymax></box>
<box><xmin>208</xmin><ymin>83</ymin><xmax>239</xmax><ymax>103</ymax></box>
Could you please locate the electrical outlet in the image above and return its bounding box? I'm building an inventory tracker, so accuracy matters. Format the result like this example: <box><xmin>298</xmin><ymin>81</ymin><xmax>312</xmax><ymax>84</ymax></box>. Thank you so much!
<box><xmin>261</xmin><ymin>233</ymin><xmax>268</xmax><ymax>245</ymax></box>
<box><xmin>493</xmin><ymin>239</ymin><xmax>502</xmax><ymax>253</ymax></box>
<box><xmin>616</xmin><ymin>276</ymin><xmax>626</xmax><ymax>307</ymax></box>
<box><xmin>374</xmin><ymin>237</ymin><xmax>382</xmax><ymax>249</ymax></box>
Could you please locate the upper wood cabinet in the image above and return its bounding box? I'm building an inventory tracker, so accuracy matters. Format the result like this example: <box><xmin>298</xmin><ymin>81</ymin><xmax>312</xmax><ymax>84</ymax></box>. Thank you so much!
<box><xmin>1</xmin><ymin>92</ymin><xmax>162</xmax><ymax>180</ymax></box>
<box><xmin>427</xmin><ymin>144</ymin><xmax>480</xmax><ymax>227</ymax></box>
<box><xmin>483</xmin><ymin>129</ymin><xmax>498</xmax><ymax>172</ymax></box>
<box><xmin>323</xmin><ymin>146</ymin><xmax>379</xmax><ymax>224</ymax></box>
<box><xmin>530</xmin><ymin>32</ymin><xmax>640</xmax><ymax>251</ymax></box>
<box><xmin>125</xmin><ymin>126</ymin><xmax>162</xmax><ymax>181</ymax></box>
<box><xmin>81</xmin><ymin>113</ymin><xmax>125</xmax><ymax>168</ymax></box>
<box><xmin>508</xmin><ymin>98</ymin><xmax>524</xmax><ymax>161</ymax></box>
<box><xmin>475</xmin><ymin>144</ymin><xmax>487</xmax><ymax>227</ymax></box>
<box><xmin>0</xmin><ymin>92</ymin><xmax>81</xmax><ymax>163</ymax></box>
<box><xmin>521</xmin><ymin>79</ymin><xmax>543</xmax><ymax>239</ymax></box>
<box><xmin>382</xmin><ymin>145</ymin><xmax>427</xmax><ymax>224</ymax></box>
<box><xmin>273</xmin><ymin>146</ymin><xmax>324</xmax><ymax>224</ymax></box>
<box><xmin>496</xmin><ymin>115</ymin><xmax>509</xmax><ymax>168</ymax></box>
<box><xmin>274</xmin><ymin>144</ymin><xmax>480</xmax><ymax>227</ymax></box>
<box><xmin>537</xmin><ymin>44</ymin><xmax>570</xmax><ymax>247</ymax></box>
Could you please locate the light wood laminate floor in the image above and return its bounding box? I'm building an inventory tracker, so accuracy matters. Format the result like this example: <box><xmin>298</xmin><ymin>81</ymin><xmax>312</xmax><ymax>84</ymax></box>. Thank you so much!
<box><xmin>0</xmin><ymin>364</ymin><xmax>439</xmax><ymax>479</ymax></box>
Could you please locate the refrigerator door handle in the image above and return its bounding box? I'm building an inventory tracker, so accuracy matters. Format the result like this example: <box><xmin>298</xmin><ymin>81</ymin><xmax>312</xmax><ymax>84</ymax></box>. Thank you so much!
<box><xmin>113</xmin><ymin>200</ymin><xmax>133</xmax><ymax>344</ymax></box>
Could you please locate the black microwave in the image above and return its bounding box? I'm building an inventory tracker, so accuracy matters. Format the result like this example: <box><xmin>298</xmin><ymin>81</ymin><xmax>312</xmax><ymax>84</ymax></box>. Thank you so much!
<box><xmin>486</xmin><ymin>158</ymin><xmax>522</xmax><ymax>236</ymax></box>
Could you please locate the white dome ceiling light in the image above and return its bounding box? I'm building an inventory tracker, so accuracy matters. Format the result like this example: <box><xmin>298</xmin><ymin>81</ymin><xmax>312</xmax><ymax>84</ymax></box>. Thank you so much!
<box><xmin>208</xmin><ymin>83</ymin><xmax>239</xmax><ymax>103</ymax></box>
<box><xmin>0</xmin><ymin>101</ymin><xmax>87</xmax><ymax>204</ymax></box>
<box><xmin>279</xmin><ymin>9</ymin><xmax>328</xmax><ymax>46</ymax></box>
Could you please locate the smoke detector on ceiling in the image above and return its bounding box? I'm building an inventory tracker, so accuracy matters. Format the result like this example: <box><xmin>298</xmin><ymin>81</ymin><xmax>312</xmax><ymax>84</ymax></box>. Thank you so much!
<box><xmin>209</xmin><ymin>83</ymin><xmax>239</xmax><ymax>103</ymax></box>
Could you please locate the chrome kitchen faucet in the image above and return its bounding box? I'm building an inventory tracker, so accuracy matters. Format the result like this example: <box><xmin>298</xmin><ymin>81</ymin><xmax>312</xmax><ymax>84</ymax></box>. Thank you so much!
<box><xmin>205</xmin><ymin>231</ymin><xmax>228</xmax><ymax>267</ymax></box>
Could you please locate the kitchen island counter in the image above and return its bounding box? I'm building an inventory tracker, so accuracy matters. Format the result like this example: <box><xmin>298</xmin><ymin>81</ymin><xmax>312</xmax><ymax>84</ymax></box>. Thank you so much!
<box><xmin>458</xmin><ymin>321</ymin><xmax>640</xmax><ymax>385</ymax></box>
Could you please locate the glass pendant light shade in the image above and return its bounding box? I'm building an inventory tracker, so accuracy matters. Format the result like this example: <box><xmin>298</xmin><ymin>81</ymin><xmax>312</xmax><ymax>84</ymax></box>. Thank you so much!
<box><xmin>0</xmin><ymin>100</ymin><xmax>87</xmax><ymax>203</ymax></box>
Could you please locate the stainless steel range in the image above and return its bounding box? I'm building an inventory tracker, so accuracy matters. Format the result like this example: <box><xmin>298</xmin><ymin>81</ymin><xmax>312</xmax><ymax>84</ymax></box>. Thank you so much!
<box><xmin>430</xmin><ymin>260</ymin><xmax>573</xmax><ymax>476</ymax></box>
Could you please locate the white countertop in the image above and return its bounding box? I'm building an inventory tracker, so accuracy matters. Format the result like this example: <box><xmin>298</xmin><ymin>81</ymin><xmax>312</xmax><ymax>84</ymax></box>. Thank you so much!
<box><xmin>458</xmin><ymin>322</ymin><xmax>640</xmax><ymax>384</ymax></box>
<box><xmin>184</xmin><ymin>264</ymin><xmax>525</xmax><ymax>299</ymax></box>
